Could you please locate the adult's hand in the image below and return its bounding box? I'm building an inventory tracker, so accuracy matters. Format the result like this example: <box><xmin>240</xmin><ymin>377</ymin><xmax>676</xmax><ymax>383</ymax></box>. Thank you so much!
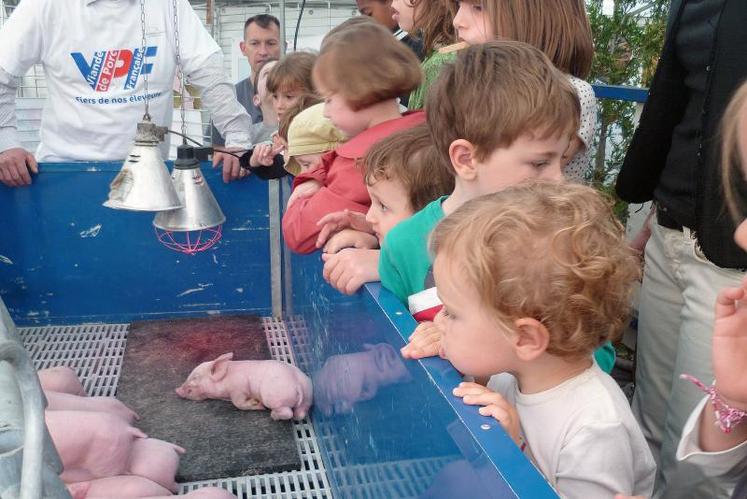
<box><xmin>213</xmin><ymin>147</ymin><xmax>247</xmax><ymax>183</ymax></box>
<box><xmin>0</xmin><ymin>147</ymin><xmax>37</xmax><ymax>187</ymax></box>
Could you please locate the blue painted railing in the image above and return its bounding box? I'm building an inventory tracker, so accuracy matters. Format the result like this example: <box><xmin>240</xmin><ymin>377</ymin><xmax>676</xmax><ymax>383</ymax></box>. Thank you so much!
<box><xmin>592</xmin><ymin>83</ymin><xmax>648</xmax><ymax>103</ymax></box>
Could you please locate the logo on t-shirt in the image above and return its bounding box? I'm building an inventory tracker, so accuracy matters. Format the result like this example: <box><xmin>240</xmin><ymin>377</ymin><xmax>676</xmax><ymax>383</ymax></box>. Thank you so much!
<box><xmin>71</xmin><ymin>46</ymin><xmax>158</xmax><ymax>92</ymax></box>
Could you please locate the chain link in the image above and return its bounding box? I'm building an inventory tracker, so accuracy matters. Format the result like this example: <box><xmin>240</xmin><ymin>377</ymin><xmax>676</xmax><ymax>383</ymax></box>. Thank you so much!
<box><xmin>139</xmin><ymin>0</ymin><xmax>150</xmax><ymax>119</ymax></box>
<box><xmin>172</xmin><ymin>0</ymin><xmax>187</xmax><ymax>141</ymax></box>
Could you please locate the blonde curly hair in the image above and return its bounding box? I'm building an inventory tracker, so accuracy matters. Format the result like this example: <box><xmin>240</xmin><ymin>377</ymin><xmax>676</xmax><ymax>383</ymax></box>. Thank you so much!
<box><xmin>430</xmin><ymin>181</ymin><xmax>640</xmax><ymax>359</ymax></box>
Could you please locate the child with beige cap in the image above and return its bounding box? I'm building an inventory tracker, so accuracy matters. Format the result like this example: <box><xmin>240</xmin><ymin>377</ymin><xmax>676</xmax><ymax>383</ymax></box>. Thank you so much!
<box><xmin>284</xmin><ymin>102</ymin><xmax>346</xmax><ymax>176</ymax></box>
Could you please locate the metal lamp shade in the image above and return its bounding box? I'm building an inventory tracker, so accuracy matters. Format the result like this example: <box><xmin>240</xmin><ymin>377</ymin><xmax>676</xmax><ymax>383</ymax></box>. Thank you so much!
<box><xmin>153</xmin><ymin>151</ymin><xmax>225</xmax><ymax>232</ymax></box>
<box><xmin>103</xmin><ymin>120</ymin><xmax>182</xmax><ymax>212</ymax></box>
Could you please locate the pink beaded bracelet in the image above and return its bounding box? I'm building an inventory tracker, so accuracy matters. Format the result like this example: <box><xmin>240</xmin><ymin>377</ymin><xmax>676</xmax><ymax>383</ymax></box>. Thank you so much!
<box><xmin>681</xmin><ymin>374</ymin><xmax>747</xmax><ymax>433</ymax></box>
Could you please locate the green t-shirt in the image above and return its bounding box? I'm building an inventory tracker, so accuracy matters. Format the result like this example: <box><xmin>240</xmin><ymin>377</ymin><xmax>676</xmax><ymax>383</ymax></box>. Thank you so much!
<box><xmin>378</xmin><ymin>196</ymin><xmax>617</xmax><ymax>373</ymax></box>
<box><xmin>379</xmin><ymin>196</ymin><xmax>446</xmax><ymax>304</ymax></box>
<box><xmin>408</xmin><ymin>51</ymin><xmax>456</xmax><ymax>110</ymax></box>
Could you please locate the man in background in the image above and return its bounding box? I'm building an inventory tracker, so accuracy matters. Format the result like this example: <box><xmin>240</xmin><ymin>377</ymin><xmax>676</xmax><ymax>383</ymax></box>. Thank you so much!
<box><xmin>212</xmin><ymin>14</ymin><xmax>282</xmax><ymax>182</ymax></box>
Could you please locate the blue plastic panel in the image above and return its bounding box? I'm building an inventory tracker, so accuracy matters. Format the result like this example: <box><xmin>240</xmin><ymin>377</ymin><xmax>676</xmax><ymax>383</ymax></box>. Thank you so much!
<box><xmin>287</xmin><ymin>253</ymin><xmax>558</xmax><ymax>499</ymax></box>
<box><xmin>0</xmin><ymin>162</ymin><xmax>272</xmax><ymax>325</ymax></box>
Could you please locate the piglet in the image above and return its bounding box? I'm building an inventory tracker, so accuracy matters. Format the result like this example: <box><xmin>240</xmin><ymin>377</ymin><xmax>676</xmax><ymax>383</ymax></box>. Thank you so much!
<box><xmin>45</xmin><ymin>391</ymin><xmax>139</xmax><ymax>424</ymax></box>
<box><xmin>128</xmin><ymin>438</ymin><xmax>185</xmax><ymax>492</ymax></box>
<box><xmin>176</xmin><ymin>353</ymin><xmax>313</xmax><ymax>421</ymax></box>
<box><xmin>67</xmin><ymin>475</ymin><xmax>171</xmax><ymax>498</ymax></box>
<box><xmin>314</xmin><ymin>343</ymin><xmax>411</xmax><ymax>416</ymax></box>
<box><xmin>38</xmin><ymin>366</ymin><xmax>86</xmax><ymax>396</ymax></box>
<box><xmin>46</xmin><ymin>410</ymin><xmax>147</xmax><ymax>483</ymax></box>
<box><xmin>147</xmin><ymin>487</ymin><xmax>238</xmax><ymax>498</ymax></box>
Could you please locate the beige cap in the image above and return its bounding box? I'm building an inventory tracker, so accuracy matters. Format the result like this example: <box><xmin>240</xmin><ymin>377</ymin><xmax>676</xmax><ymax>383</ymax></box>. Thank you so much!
<box><xmin>284</xmin><ymin>103</ymin><xmax>346</xmax><ymax>175</ymax></box>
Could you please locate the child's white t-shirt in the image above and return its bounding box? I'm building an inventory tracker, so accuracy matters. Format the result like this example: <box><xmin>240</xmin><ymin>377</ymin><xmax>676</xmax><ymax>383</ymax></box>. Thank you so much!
<box><xmin>488</xmin><ymin>364</ymin><xmax>655</xmax><ymax>498</ymax></box>
<box><xmin>0</xmin><ymin>0</ymin><xmax>220</xmax><ymax>161</ymax></box>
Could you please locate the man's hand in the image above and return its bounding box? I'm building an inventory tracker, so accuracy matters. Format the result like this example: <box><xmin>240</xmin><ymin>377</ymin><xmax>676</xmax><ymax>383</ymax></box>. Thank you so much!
<box><xmin>0</xmin><ymin>148</ymin><xmax>37</xmax><ymax>187</ymax></box>
<box><xmin>401</xmin><ymin>320</ymin><xmax>445</xmax><ymax>359</ymax></box>
<box><xmin>323</xmin><ymin>229</ymin><xmax>379</xmax><ymax>254</ymax></box>
<box><xmin>213</xmin><ymin>147</ymin><xmax>247</xmax><ymax>183</ymax></box>
<box><xmin>453</xmin><ymin>382</ymin><xmax>522</xmax><ymax>446</ymax></box>
<box><xmin>321</xmin><ymin>248</ymin><xmax>380</xmax><ymax>295</ymax></box>
<box><xmin>287</xmin><ymin>180</ymin><xmax>322</xmax><ymax>209</ymax></box>
<box><xmin>316</xmin><ymin>209</ymin><xmax>374</xmax><ymax>248</ymax></box>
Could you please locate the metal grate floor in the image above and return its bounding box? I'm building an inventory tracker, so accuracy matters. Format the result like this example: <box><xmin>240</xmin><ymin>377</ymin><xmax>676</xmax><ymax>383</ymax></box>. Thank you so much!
<box><xmin>18</xmin><ymin>317</ymin><xmax>332</xmax><ymax>499</ymax></box>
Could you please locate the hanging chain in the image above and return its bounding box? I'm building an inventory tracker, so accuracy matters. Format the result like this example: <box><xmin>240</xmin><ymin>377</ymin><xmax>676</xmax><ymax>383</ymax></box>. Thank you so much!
<box><xmin>139</xmin><ymin>0</ymin><xmax>150</xmax><ymax>119</ymax></box>
<box><xmin>172</xmin><ymin>0</ymin><xmax>187</xmax><ymax>142</ymax></box>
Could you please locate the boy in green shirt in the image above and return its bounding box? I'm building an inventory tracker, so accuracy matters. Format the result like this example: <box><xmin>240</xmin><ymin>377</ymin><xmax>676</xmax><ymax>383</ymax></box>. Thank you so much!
<box><xmin>379</xmin><ymin>41</ymin><xmax>617</xmax><ymax>372</ymax></box>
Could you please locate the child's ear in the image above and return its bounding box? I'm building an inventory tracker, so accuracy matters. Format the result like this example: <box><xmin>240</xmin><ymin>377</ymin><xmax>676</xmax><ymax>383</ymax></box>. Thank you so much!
<box><xmin>511</xmin><ymin>318</ymin><xmax>550</xmax><ymax>361</ymax></box>
<box><xmin>253</xmin><ymin>94</ymin><xmax>261</xmax><ymax>108</ymax></box>
<box><xmin>448</xmin><ymin>139</ymin><xmax>479</xmax><ymax>181</ymax></box>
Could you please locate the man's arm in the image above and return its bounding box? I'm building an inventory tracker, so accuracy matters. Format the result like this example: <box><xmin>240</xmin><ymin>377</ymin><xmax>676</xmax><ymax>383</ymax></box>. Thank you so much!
<box><xmin>187</xmin><ymin>53</ymin><xmax>252</xmax><ymax>150</ymax></box>
<box><xmin>0</xmin><ymin>66</ymin><xmax>21</xmax><ymax>153</ymax></box>
<box><xmin>0</xmin><ymin>67</ymin><xmax>37</xmax><ymax>187</ymax></box>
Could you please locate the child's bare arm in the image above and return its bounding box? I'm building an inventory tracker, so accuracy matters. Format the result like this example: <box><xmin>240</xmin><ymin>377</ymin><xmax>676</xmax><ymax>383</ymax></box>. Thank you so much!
<box><xmin>323</xmin><ymin>229</ymin><xmax>379</xmax><ymax>254</ymax></box>
<box><xmin>316</xmin><ymin>210</ymin><xmax>375</xmax><ymax>249</ymax></box>
<box><xmin>321</xmin><ymin>249</ymin><xmax>380</xmax><ymax>295</ymax></box>
<box><xmin>693</xmin><ymin>281</ymin><xmax>747</xmax><ymax>453</ymax></box>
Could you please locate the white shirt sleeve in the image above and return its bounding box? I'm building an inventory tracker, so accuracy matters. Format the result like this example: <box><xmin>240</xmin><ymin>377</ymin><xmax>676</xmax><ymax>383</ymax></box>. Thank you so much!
<box><xmin>677</xmin><ymin>396</ymin><xmax>747</xmax><ymax>481</ymax></box>
<box><xmin>187</xmin><ymin>52</ymin><xmax>252</xmax><ymax>149</ymax></box>
<box><xmin>0</xmin><ymin>0</ymin><xmax>44</xmax><ymax>77</ymax></box>
<box><xmin>172</xmin><ymin>0</ymin><xmax>252</xmax><ymax>148</ymax></box>
<box><xmin>555</xmin><ymin>423</ymin><xmax>649</xmax><ymax>498</ymax></box>
<box><xmin>0</xmin><ymin>66</ymin><xmax>21</xmax><ymax>153</ymax></box>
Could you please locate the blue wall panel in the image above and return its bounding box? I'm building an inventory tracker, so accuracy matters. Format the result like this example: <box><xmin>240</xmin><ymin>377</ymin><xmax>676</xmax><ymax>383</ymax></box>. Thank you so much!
<box><xmin>0</xmin><ymin>162</ymin><xmax>272</xmax><ymax>324</ymax></box>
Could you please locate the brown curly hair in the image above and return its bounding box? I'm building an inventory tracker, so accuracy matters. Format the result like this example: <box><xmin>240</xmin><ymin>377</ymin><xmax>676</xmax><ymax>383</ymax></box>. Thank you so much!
<box><xmin>430</xmin><ymin>181</ymin><xmax>640</xmax><ymax>359</ymax></box>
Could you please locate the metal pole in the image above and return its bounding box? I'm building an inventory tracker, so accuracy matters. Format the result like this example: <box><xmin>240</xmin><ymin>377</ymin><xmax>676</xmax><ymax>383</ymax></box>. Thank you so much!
<box><xmin>279</xmin><ymin>0</ymin><xmax>287</xmax><ymax>55</ymax></box>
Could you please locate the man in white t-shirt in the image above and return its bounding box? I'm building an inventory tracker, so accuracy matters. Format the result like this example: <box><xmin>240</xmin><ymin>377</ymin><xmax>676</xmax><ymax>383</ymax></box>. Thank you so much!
<box><xmin>0</xmin><ymin>0</ymin><xmax>252</xmax><ymax>187</ymax></box>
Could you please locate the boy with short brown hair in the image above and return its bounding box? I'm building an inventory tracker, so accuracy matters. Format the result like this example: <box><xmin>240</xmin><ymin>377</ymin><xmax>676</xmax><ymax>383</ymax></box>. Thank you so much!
<box><xmin>383</xmin><ymin>41</ymin><xmax>612</xmax><ymax>371</ymax></box>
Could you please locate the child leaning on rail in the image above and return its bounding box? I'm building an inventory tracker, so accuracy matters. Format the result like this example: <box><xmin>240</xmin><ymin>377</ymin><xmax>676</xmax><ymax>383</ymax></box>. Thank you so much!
<box><xmin>431</xmin><ymin>181</ymin><xmax>655</xmax><ymax>498</ymax></box>
<box><xmin>452</xmin><ymin>0</ymin><xmax>597</xmax><ymax>184</ymax></box>
<box><xmin>281</xmin><ymin>17</ymin><xmax>425</xmax><ymax>254</ymax></box>
<box><xmin>314</xmin><ymin>124</ymin><xmax>454</xmax><ymax>295</ymax></box>
<box><xmin>380</xmin><ymin>41</ymin><xmax>612</xmax><ymax>371</ymax></box>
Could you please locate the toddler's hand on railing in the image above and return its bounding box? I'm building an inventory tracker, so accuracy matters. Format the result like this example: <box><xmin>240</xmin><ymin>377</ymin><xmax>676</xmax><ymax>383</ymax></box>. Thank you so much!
<box><xmin>454</xmin><ymin>382</ymin><xmax>522</xmax><ymax>447</ymax></box>
<box><xmin>322</xmin><ymin>229</ymin><xmax>378</xmax><ymax>254</ymax></box>
<box><xmin>316</xmin><ymin>210</ymin><xmax>374</xmax><ymax>249</ymax></box>
<box><xmin>401</xmin><ymin>321</ymin><xmax>444</xmax><ymax>360</ymax></box>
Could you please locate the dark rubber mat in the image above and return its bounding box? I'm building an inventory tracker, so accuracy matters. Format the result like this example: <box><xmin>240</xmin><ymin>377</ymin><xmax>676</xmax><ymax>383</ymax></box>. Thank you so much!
<box><xmin>116</xmin><ymin>315</ymin><xmax>302</xmax><ymax>481</ymax></box>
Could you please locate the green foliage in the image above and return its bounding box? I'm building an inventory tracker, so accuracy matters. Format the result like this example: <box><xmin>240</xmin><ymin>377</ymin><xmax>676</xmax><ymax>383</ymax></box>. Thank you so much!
<box><xmin>585</xmin><ymin>1</ymin><xmax>669</xmax><ymax>221</ymax></box>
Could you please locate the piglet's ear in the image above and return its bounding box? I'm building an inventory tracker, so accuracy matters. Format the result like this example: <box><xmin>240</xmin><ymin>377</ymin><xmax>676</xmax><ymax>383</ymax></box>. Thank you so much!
<box><xmin>67</xmin><ymin>482</ymin><xmax>91</xmax><ymax>499</ymax></box>
<box><xmin>210</xmin><ymin>352</ymin><xmax>234</xmax><ymax>381</ymax></box>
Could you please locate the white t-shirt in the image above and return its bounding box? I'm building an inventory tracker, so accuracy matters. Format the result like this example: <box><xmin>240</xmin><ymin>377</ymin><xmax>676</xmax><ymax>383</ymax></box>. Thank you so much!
<box><xmin>565</xmin><ymin>76</ymin><xmax>597</xmax><ymax>184</ymax></box>
<box><xmin>488</xmin><ymin>364</ymin><xmax>656</xmax><ymax>498</ymax></box>
<box><xmin>0</xmin><ymin>0</ymin><xmax>220</xmax><ymax>161</ymax></box>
